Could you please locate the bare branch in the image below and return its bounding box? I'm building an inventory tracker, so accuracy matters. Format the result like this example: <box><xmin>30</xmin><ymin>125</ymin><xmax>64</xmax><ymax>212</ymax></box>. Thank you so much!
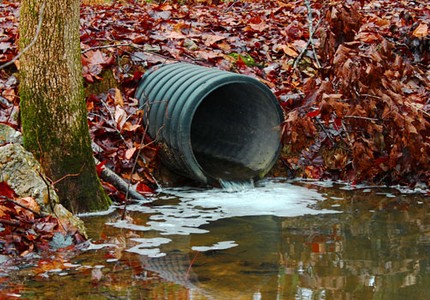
<box><xmin>94</xmin><ymin>156</ymin><xmax>149</xmax><ymax>202</ymax></box>
<box><xmin>293</xmin><ymin>0</ymin><xmax>323</xmax><ymax>69</ymax></box>
<box><xmin>81</xmin><ymin>43</ymin><xmax>132</xmax><ymax>54</ymax></box>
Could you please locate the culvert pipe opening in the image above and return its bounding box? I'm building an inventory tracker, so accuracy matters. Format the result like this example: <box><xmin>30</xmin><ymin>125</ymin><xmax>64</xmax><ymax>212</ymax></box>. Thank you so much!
<box><xmin>191</xmin><ymin>82</ymin><xmax>282</xmax><ymax>181</ymax></box>
<box><xmin>135</xmin><ymin>63</ymin><xmax>284</xmax><ymax>185</ymax></box>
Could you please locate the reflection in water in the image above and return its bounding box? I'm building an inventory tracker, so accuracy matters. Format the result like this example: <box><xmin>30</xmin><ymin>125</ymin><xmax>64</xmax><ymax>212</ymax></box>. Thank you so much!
<box><xmin>134</xmin><ymin>182</ymin><xmax>430</xmax><ymax>299</ymax></box>
<box><xmin>1</xmin><ymin>180</ymin><xmax>429</xmax><ymax>299</ymax></box>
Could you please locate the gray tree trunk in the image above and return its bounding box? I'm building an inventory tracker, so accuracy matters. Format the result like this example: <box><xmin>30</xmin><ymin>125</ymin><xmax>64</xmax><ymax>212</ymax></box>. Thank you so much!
<box><xmin>19</xmin><ymin>0</ymin><xmax>111</xmax><ymax>213</ymax></box>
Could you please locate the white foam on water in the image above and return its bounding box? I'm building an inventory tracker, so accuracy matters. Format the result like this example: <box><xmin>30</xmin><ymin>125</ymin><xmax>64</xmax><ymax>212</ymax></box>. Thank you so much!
<box><xmin>106</xmin><ymin>219</ymin><xmax>152</xmax><ymax>232</ymax></box>
<box><xmin>107</xmin><ymin>178</ymin><xmax>338</xmax><ymax>256</ymax></box>
<box><xmin>114</xmin><ymin>179</ymin><xmax>336</xmax><ymax>232</ymax></box>
<box><xmin>77</xmin><ymin>206</ymin><xmax>117</xmax><ymax>217</ymax></box>
<box><xmin>167</xmin><ymin>179</ymin><xmax>335</xmax><ymax>219</ymax></box>
<box><xmin>127</xmin><ymin>247</ymin><xmax>166</xmax><ymax>258</ymax></box>
<box><xmin>126</xmin><ymin>237</ymin><xmax>171</xmax><ymax>258</ymax></box>
<box><xmin>295</xmin><ymin>178</ymin><xmax>429</xmax><ymax>195</ymax></box>
<box><xmin>191</xmin><ymin>241</ymin><xmax>239</xmax><ymax>252</ymax></box>
<box><xmin>85</xmin><ymin>241</ymin><xmax>118</xmax><ymax>251</ymax></box>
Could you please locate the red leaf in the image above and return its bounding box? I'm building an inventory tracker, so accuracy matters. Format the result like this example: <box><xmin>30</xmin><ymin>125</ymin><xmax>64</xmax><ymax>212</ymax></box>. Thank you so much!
<box><xmin>136</xmin><ymin>182</ymin><xmax>154</xmax><ymax>195</ymax></box>
<box><xmin>306</xmin><ymin>109</ymin><xmax>320</xmax><ymax>118</ymax></box>
<box><xmin>374</xmin><ymin>156</ymin><xmax>388</xmax><ymax>165</ymax></box>
<box><xmin>96</xmin><ymin>160</ymin><xmax>107</xmax><ymax>177</ymax></box>
<box><xmin>334</xmin><ymin>118</ymin><xmax>342</xmax><ymax>130</ymax></box>
<box><xmin>0</xmin><ymin>182</ymin><xmax>16</xmax><ymax>199</ymax></box>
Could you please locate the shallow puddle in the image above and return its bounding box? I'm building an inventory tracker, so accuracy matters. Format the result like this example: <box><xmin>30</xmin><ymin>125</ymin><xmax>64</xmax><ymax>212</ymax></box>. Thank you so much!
<box><xmin>1</xmin><ymin>179</ymin><xmax>430</xmax><ymax>299</ymax></box>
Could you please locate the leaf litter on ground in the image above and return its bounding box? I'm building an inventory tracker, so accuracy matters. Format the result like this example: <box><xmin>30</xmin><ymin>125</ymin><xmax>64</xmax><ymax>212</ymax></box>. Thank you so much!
<box><xmin>0</xmin><ymin>0</ymin><xmax>429</xmax><ymax>268</ymax></box>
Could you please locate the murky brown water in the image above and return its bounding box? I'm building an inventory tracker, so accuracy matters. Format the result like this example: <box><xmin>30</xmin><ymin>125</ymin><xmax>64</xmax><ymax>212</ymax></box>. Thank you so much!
<box><xmin>1</xmin><ymin>180</ymin><xmax>429</xmax><ymax>299</ymax></box>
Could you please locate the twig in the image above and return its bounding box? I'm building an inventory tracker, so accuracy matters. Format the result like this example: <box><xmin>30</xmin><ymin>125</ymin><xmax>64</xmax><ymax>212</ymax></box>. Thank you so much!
<box><xmin>316</xmin><ymin>118</ymin><xmax>335</xmax><ymax>144</ymax></box>
<box><xmin>0</xmin><ymin>0</ymin><xmax>46</xmax><ymax>70</ymax></box>
<box><xmin>304</xmin><ymin>0</ymin><xmax>321</xmax><ymax>68</ymax></box>
<box><xmin>82</xmin><ymin>41</ymin><xmax>174</xmax><ymax>65</ymax></box>
<box><xmin>359</xmin><ymin>94</ymin><xmax>382</xmax><ymax>100</ymax></box>
<box><xmin>341</xmin><ymin>122</ymin><xmax>352</xmax><ymax>143</ymax></box>
<box><xmin>0</xmin><ymin>218</ymin><xmax>21</xmax><ymax>227</ymax></box>
<box><xmin>51</xmin><ymin>170</ymin><xmax>82</xmax><ymax>186</ymax></box>
<box><xmin>224</xmin><ymin>0</ymin><xmax>239</xmax><ymax>12</ymax></box>
<box><xmin>0</xmin><ymin>196</ymin><xmax>44</xmax><ymax>218</ymax></box>
<box><xmin>38</xmin><ymin>170</ymin><xmax>56</xmax><ymax>213</ymax></box>
<box><xmin>293</xmin><ymin>0</ymin><xmax>323</xmax><ymax>69</ymax></box>
<box><xmin>94</xmin><ymin>157</ymin><xmax>149</xmax><ymax>202</ymax></box>
<box><xmin>360</xmin><ymin>93</ymin><xmax>430</xmax><ymax>118</ymax></box>
<box><xmin>343</xmin><ymin>115</ymin><xmax>379</xmax><ymax>121</ymax></box>
<box><xmin>81</xmin><ymin>43</ymin><xmax>132</xmax><ymax>54</ymax></box>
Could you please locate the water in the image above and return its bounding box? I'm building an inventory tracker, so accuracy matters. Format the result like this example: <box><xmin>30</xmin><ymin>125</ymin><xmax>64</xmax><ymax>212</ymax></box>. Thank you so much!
<box><xmin>1</xmin><ymin>179</ymin><xmax>430</xmax><ymax>299</ymax></box>
<box><xmin>218</xmin><ymin>178</ymin><xmax>254</xmax><ymax>192</ymax></box>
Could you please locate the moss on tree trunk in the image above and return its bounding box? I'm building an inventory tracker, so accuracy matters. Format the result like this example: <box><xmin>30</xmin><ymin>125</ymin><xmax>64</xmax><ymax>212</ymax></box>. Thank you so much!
<box><xmin>19</xmin><ymin>0</ymin><xmax>111</xmax><ymax>213</ymax></box>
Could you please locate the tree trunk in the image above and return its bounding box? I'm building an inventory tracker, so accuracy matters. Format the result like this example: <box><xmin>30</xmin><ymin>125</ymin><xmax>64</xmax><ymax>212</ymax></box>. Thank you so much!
<box><xmin>19</xmin><ymin>0</ymin><xmax>111</xmax><ymax>213</ymax></box>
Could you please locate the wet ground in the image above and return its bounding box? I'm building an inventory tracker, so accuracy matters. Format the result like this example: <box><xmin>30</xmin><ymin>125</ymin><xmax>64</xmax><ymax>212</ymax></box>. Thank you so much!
<box><xmin>1</xmin><ymin>179</ymin><xmax>430</xmax><ymax>299</ymax></box>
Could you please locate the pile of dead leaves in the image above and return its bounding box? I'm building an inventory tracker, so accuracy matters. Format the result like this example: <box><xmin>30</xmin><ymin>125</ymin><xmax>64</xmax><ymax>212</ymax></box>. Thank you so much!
<box><xmin>88</xmin><ymin>88</ymin><xmax>159</xmax><ymax>200</ymax></box>
<box><xmin>0</xmin><ymin>182</ymin><xmax>85</xmax><ymax>257</ymax></box>
<box><xmin>282</xmin><ymin>1</ymin><xmax>429</xmax><ymax>186</ymax></box>
<box><xmin>1</xmin><ymin>0</ymin><xmax>429</xmax><ymax>193</ymax></box>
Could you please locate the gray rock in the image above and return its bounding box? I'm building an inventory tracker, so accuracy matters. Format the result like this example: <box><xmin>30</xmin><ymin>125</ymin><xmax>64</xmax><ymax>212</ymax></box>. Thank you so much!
<box><xmin>0</xmin><ymin>125</ymin><xmax>86</xmax><ymax>236</ymax></box>
<box><xmin>0</xmin><ymin>123</ymin><xmax>23</xmax><ymax>146</ymax></box>
<box><xmin>0</xmin><ymin>143</ymin><xmax>59</xmax><ymax>214</ymax></box>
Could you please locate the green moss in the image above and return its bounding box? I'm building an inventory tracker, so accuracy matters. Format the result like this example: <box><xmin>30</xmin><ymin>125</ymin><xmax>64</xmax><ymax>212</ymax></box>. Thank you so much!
<box><xmin>228</xmin><ymin>52</ymin><xmax>257</xmax><ymax>67</ymax></box>
<box><xmin>84</xmin><ymin>69</ymin><xmax>118</xmax><ymax>97</ymax></box>
<box><xmin>27</xmin><ymin>1</ymin><xmax>39</xmax><ymax>18</ymax></box>
<box><xmin>20</xmin><ymin>83</ymin><xmax>111</xmax><ymax>213</ymax></box>
<box><xmin>55</xmin><ymin>154</ymin><xmax>111</xmax><ymax>213</ymax></box>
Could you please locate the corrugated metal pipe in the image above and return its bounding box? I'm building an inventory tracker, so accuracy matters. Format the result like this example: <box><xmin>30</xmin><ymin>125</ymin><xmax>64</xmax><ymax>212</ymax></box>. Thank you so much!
<box><xmin>135</xmin><ymin>63</ymin><xmax>284</xmax><ymax>185</ymax></box>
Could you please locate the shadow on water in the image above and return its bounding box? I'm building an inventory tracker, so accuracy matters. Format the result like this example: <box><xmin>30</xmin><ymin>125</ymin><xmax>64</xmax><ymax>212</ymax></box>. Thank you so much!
<box><xmin>1</xmin><ymin>179</ymin><xmax>430</xmax><ymax>299</ymax></box>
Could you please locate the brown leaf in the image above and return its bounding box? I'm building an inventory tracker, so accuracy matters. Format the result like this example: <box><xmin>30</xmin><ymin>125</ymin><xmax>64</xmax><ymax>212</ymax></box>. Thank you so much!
<box><xmin>83</xmin><ymin>50</ymin><xmax>110</xmax><ymax>66</ymax></box>
<box><xmin>275</xmin><ymin>44</ymin><xmax>298</xmax><ymax>57</ymax></box>
<box><xmin>122</xmin><ymin>122</ymin><xmax>141</xmax><ymax>132</ymax></box>
<box><xmin>114</xmin><ymin>106</ymin><xmax>127</xmax><ymax>130</ymax></box>
<box><xmin>412</xmin><ymin>23</ymin><xmax>428</xmax><ymax>38</ymax></box>
<box><xmin>114</xmin><ymin>88</ymin><xmax>124</xmax><ymax>106</ymax></box>
<box><xmin>202</xmin><ymin>34</ymin><xmax>226</xmax><ymax>46</ymax></box>
<box><xmin>125</xmin><ymin>147</ymin><xmax>137</xmax><ymax>160</ymax></box>
<box><xmin>15</xmin><ymin>197</ymin><xmax>40</xmax><ymax>215</ymax></box>
<box><xmin>0</xmin><ymin>205</ymin><xmax>12</xmax><ymax>218</ymax></box>
<box><xmin>164</xmin><ymin>31</ymin><xmax>186</xmax><ymax>39</ymax></box>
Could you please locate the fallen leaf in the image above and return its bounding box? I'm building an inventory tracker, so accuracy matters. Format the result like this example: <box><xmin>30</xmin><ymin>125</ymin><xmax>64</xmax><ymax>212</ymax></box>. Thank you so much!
<box><xmin>114</xmin><ymin>106</ymin><xmax>127</xmax><ymax>130</ymax></box>
<box><xmin>136</xmin><ymin>182</ymin><xmax>154</xmax><ymax>195</ymax></box>
<box><xmin>165</xmin><ymin>31</ymin><xmax>186</xmax><ymax>39</ymax></box>
<box><xmin>15</xmin><ymin>197</ymin><xmax>40</xmax><ymax>214</ymax></box>
<box><xmin>125</xmin><ymin>147</ymin><xmax>137</xmax><ymax>160</ymax></box>
<box><xmin>412</xmin><ymin>23</ymin><xmax>428</xmax><ymax>38</ymax></box>
<box><xmin>0</xmin><ymin>182</ymin><xmax>16</xmax><ymax>199</ymax></box>
<box><xmin>96</xmin><ymin>160</ymin><xmax>107</xmax><ymax>177</ymax></box>
<box><xmin>282</xmin><ymin>45</ymin><xmax>299</xmax><ymax>57</ymax></box>
<box><xmin>0</xmin><ymin>42</ymin><xmax>11</xmax><ymax>52</ymax></box>
<box><xmin>307</xmin><ymin>109</ymin><xmax>320</xmax><ymax>118</ymax></box>
<box><xmin>122</xmin><ymin>122</ymin><xmax>141</xmax><ymax>132</ymax></box>
<box><xmin>202</xmin><ymin>34</ymin><xmax>226</xmax><ymax>46</ymax></box>
<box><xmin>114</xmin><ymin>88</ymin><xmax>124</xmax><ymax>106</ymax></box>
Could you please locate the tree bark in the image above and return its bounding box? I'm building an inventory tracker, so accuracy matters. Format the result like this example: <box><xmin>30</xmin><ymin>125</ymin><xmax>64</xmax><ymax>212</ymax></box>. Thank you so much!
<box><xmin>19</xmin><ymin>0</ymin><xmax>111</xmax><ymax>213</ymax></box>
